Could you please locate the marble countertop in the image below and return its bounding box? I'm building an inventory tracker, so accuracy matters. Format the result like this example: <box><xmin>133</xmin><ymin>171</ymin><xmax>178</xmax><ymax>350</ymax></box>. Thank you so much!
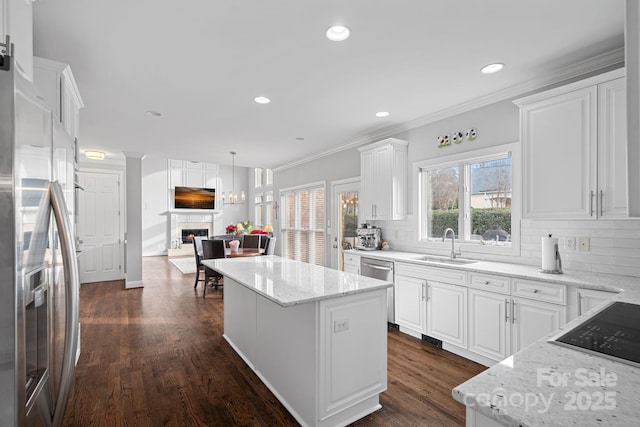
<box><xmin>345</xmin><ymin>249</ymin><xmax>635</xmax><ymax>292</ymax></box>
<box><xmin>452</xmin><ymin>286</ymin><xmax>640</xmax><ymax>427</ymax></box>
<box><xmin>202</xmin><ymin>255</ymin><xmax>392</xmax><ymax>307</ymax></box>
<box><xmin>343</xmin><ymin>251</ymin><xmax>640</xmax><ymax>426</ymax></box>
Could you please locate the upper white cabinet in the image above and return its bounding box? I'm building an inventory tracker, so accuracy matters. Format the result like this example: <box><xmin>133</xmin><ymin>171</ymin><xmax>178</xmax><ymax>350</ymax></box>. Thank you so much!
<box><xmin>514</xmin><ymin>69</ymin><xmax>627</xmax><ymax>219</ymax></box>
<box><xmin>168</xmin><ymin>159</ymin><xmax>220</xmax><ymax>209</ymax></box>
<box><xmin>597</xmin><ymin>78</ymin><xmax>628</xmax><ymax>217</ymax></box>
<box><xmin>358</xmin><ymin>138</ymin><xmax>408</xmax><ymax>221</ymax></box>
<box><xmin>33</xmin><ymin>57</ymin><xmax>85</xmax><ymax>141</ymax></box>
<box><xmin>2</xmin><ymin>0</ymin><xmax>35</xmax><ymax>80</ymax></box>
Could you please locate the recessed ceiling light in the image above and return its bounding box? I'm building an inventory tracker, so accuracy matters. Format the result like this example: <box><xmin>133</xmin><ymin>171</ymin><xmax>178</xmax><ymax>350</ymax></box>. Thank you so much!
<box><xmin>375</xmin><ymin>111</ymin><xmax>390</xmax><ymax>118</ymax></box>
<box><xmin>480</xmin><ymin>63</ymin><xmax>504</xmax><ymax>75</ymax></box>
<box><xmin>146</xmin><ymin>110</ymin><xmax>163</xmax><ymax>117</ymax></box>
<box><xmin>85</xmin><ymin>150</ymin><xmax>106</xmax><ymax>160</ymax></box>
<box><xmin>254</xmin><ymin>96</ymin><xmax>271</xmax><ymax>104</ymax></box>
<box><xmin>326</xmin><ymin>25</ymin><xmax>350</xmax><ymax>41</ymax></box>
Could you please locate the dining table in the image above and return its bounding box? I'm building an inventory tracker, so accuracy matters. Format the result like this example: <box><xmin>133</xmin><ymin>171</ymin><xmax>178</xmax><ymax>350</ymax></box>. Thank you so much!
<box><xmin>225</xmin><ymin>248</ymin><xmax>264</xmax><ymax>258</ymax></box>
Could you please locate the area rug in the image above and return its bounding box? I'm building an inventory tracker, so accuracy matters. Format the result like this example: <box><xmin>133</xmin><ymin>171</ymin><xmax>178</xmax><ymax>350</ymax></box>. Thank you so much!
<box><xmin>169</xmin><ymin>257</ymin><xmax>197</xmax><ymax>274</ymax></box>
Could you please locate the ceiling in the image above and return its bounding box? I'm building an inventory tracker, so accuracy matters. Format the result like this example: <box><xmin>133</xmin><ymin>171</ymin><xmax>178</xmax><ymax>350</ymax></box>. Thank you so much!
<box><xmin>33</xmin><ymin>1</ymin><xmax>625</xmax><ymax>169</ymax></box>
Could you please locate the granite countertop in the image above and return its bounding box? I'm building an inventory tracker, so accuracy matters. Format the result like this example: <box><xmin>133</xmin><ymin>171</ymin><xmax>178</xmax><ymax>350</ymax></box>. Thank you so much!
<box><xmin>452</xmin><ymin>284</ymin><xmax>640</xmax><ymax>427</ymax></box>
<box><xmin>202</xmin><ymin>255</ymin><xmax>392</xmax><ymax>307</ymax></box>
<box><xmin>344</xmin><ymin>250</ymin><xmax>640</xmax><ymax>426</ymax></box>
<box><xmin>345</xmin><ymin>249</ymin><xmax>633</xmax><ymax>292</ymax></box>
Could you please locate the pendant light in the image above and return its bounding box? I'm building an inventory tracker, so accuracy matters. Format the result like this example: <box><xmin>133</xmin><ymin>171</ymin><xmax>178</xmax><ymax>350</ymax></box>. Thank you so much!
<box><xmin>221</xmin><ymin>151</ymin><xmax>245</xmax><ymax>205</ymax></box>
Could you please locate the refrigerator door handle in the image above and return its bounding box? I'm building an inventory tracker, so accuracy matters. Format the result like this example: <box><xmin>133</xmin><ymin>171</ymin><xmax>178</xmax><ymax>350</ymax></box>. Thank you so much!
<box><xmin>49</xmin><ymin>182</ymin><xmax>80</xmax><ymax>427</ymax></box>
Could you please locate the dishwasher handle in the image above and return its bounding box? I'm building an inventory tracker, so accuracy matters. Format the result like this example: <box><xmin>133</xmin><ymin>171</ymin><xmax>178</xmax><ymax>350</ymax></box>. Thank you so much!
<box><xmin>361</xmin><ymin>262</ymin><xmax>393</xmax><ymax>272</ymax></box>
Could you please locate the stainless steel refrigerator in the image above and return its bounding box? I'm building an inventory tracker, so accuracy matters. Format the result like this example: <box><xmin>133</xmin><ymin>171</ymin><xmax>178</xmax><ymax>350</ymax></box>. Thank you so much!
<box><xmin>0</xmin><ymin>53</ymin><xmax>80</xmax><ymax>425</ymax></box>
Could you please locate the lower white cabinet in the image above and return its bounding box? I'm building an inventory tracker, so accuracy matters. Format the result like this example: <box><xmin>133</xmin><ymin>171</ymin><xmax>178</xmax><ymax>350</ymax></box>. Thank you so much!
<box><xmin>468</xmin><ymin>289</ymin><xmax>510</xmax><ymax>361</ymax></box>
<box><xmin>577</xmin><ymin>288</ymin><xmax>617</xmax><ymax>316</ymax></box>
<box><xmin>511</xmin><ymin>296</ymin><xmax>566</xmax><ymax>353</ymax></box>
<box><xmin>395</xmin><ymin>274</ymin><xmax>427</xmax><ymax>335</ymax></box>
<box><xmin>343</xmin><ymin>253</ymin><xmax>360</xmax><ymax>275</ymax></box>
<box><xmin>468</xmin><ymin>280</ymin><xmax>567</xmax><ymax>362</ymax></box>
<box><xmin>426</xmin><ymin>281</ymin><xmax>467</xmax><ymax>347</ymax></box>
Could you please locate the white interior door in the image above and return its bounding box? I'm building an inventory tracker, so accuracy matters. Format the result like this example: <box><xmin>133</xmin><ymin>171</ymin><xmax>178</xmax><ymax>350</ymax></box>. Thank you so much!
<box><xmin>330</xmin><ymin>178</ymin><xmax>360</xmax><ymax>270</ymax></box>
<box><xmin>77</xmin><ymin>169</ymin><xmax>124</xmax><ymax>283</ymax></box>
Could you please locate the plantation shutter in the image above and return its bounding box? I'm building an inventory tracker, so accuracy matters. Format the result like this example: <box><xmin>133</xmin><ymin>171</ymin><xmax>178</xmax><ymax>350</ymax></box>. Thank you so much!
<box><xmin>280</xmin><ymin>183</ymin><xmax>325</xmax><ymax>265</ymax></box>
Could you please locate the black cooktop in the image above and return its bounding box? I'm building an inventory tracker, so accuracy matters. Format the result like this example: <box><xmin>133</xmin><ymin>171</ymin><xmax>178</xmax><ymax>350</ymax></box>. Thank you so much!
<box><xmin>553</xmin><ymin>301</ymin><xmax>640</xmax><ymax>367</ymax></box>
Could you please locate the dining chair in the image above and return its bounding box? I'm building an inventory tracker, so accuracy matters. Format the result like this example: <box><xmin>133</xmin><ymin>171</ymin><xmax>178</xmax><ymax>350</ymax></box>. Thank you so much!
<box><xmin>201</xmin><ymin>239</ymin><xmax>226</xmax><ymax>298</ymax></box>
<box><xmin>192</xmin><ymin>236</ymin><xmax>207</xmax><ymax>289</ymax></box>
<box><xmin>264</xmin><ymin>236</ymin><xmax>276</xmax><ymax>255</ymax></box>
<box><xmin>242</xmin><ymin>234</ymin><xmax>261</xmax><ymax>249</ymax></box>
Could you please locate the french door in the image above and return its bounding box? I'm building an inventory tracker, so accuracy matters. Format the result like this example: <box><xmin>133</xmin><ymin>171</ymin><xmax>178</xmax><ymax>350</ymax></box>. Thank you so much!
<box><xmin>330</xmin><ymin>178</ymin><xmax>359</xmax><ymax>271</ymax></box>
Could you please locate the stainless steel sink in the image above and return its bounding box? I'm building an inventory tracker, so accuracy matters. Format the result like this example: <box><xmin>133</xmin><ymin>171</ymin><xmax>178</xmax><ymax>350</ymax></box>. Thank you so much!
<box><xmin>418</xmin><ymin>256</ymin><xmax>478</xmax><ymax>265</ymax></box>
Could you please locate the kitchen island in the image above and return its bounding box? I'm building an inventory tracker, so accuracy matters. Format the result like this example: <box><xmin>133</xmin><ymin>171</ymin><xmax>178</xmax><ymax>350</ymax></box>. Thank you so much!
<box><xmin>202</xmin><ymin>255</ymin><xmax>392</xmax><ymax>427</ymax></box>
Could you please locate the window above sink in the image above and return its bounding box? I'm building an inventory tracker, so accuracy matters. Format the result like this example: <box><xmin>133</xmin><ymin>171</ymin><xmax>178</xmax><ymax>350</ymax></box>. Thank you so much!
<box><xmin>414</xmin><ymin>142</ymin><xmax>522</xmax><ymax>257</ymax></box>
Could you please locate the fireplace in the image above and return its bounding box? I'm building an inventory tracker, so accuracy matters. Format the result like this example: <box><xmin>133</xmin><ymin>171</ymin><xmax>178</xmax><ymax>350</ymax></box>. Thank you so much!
<box><xmin>182</xmin><ymin>228</ymin><xmax>209</xmax><ymax>243</ymax></box>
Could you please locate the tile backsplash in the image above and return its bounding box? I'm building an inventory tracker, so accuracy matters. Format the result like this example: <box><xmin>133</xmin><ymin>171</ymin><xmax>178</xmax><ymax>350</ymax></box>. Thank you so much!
<box><xmin>373</xmin><ymin>217</ymin><xmax>640</xmax><ymax>277</ymax></box>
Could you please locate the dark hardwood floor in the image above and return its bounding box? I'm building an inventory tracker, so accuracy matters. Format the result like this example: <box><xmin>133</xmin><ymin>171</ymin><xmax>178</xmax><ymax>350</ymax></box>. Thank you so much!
<box><xmin>63</xmin><ymin>256</ymin><xmax>485</xmax><ymax>426</ymax></box>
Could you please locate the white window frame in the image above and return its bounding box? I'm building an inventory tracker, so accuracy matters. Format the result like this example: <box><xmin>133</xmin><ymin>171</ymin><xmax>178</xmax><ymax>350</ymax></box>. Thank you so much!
<box><xmin>279</xmin><ymin>180</ymin><xmax>327</xmax><ymax>265</ymax></box>
<box><xmin>413</xmin><ymin>142</ymin><xmax>521</xmax><ymax>257</ymax></box>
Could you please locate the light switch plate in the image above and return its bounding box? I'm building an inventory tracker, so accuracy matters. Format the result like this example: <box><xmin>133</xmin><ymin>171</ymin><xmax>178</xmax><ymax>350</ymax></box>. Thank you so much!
<box><xmin>578</xmin><ymin>237</ymin><xmax>590</xmax><ymax>252</ymax></box>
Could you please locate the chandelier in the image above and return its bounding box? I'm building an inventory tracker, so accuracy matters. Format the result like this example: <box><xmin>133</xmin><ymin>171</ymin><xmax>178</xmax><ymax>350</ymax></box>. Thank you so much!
<box><xmin>221</xmin><ymin>151</ymin><xmax>245</xmax><ymax>205</ymax></box>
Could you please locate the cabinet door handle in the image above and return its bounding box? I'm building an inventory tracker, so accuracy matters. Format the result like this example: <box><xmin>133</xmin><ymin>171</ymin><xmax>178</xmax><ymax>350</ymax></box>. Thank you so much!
<box><xmin>421</xmin><ymin>283</ymin><xmax>425</xmax><ymax>301</ymax></box>
<box><xmin>590</xmin><ymin>190</ymin><xmax>595</xmax><ymax>216</ymax></box>
<box><xmin>505</xmin><ymin>299</ymin><xmax>510</xmax><ymax>322</ymax></box>
<box><xmin>511</xmin><ymin>301</ymin><xmax>516</xmax><ymax>324</ymax></box>
<box><xmin>600</xmin><ymin>190</ymin><xmax>604</xmax><ymax>217</ymax></box>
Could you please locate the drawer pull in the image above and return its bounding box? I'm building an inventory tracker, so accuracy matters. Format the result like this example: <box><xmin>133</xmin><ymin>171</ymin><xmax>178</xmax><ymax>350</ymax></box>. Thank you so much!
<box><xmin>533</xmin><ymin>289</ymin><xmax>539</xmax><ymax>293</ymax></box>
<box><xmin>484</xmin><ymin>280</ymin><xmax>490</xmax><ymax>285</ymax></box>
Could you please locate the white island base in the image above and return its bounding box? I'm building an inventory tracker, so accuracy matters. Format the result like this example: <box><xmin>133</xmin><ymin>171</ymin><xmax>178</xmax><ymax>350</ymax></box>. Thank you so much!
<box><xmin>223</xmin><ymin>276</ymin><xmax>388</xmax><ymax>427</ymax></box>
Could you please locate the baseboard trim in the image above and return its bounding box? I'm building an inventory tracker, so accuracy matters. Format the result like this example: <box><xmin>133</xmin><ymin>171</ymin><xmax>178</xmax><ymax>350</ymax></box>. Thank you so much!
<box><xmin>125</xmin><ymin>280</ymin><xmax>144</xmax><ymax>289</ymax></box>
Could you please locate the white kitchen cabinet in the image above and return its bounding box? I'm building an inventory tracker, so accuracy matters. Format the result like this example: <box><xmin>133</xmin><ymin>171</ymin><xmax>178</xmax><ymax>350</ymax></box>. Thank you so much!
<box><xmin>514</xmin><ymin>68</ymin><xmax>626</xmax><ymax>219</ymax></box>
<box><xmin>2</xmin><ymin>0</ymin><xmax>34</xmax><ymax>80</ymax></box>
<box><xmin>358</xmin><ymin>138</ymin><xmax>408</xmax><ymax>221</ymax></box>
<box><xmin>597</xmin><ymin>77</ymin><xmax>628</xmax><ymax>218</ymax></box>
<box><xmin>33</xmin><ymin>57</ymin><xmax>84</xmax><ymax>141</ymax></box>
<box><xmin>427</xmin><ymin>281</ymin><xmax>467</xmax><ymax>348</ymax></box>
<box><xmin>394</xmin><ymin>274</ymin><xmax>426</xmax><ymax>336</ymax></box>
<box><xmin>577</xmin><ymin>288</ymin><xmax>617</xmax><ymax>316</ymax></box>
<box><xmin>468</xmin><ymin>288</ymin><xmax>510</xmax><ymax>361</ymax></box>
<box><xmin>168</xmin><ymin>159</ymin><xmax>220</xmax><ymax>209</ymax></box>
<box><xmin>343</xmin><ymin>253</ymin><xmax>360</xmax><ymax>275</ymax></box>
<box><xmin>511</xmin><ymin>296</ymin><xmax>566</xmax><ymax>353</ymax></box>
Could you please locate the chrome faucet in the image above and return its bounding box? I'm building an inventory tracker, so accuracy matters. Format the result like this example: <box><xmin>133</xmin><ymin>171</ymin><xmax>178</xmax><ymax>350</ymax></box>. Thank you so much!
<box><xmin>442</xmin><ymin>228</ymin><xmax>461</xmax><ymax>259</ymax></box>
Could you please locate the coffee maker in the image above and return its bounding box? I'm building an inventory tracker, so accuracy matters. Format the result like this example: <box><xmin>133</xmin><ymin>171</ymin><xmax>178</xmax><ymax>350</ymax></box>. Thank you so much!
<box><xmin>355</xmin><ymin>224</ymin><xmax>382</xmax><ymax>251</ymax></box>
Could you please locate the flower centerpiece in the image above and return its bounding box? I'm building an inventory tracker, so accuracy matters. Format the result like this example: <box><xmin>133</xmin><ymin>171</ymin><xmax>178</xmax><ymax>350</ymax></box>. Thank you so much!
<box><xmin>225</xmin><ymin>224</ymin><xmax>237</xmax><ymax>236</ymax></box>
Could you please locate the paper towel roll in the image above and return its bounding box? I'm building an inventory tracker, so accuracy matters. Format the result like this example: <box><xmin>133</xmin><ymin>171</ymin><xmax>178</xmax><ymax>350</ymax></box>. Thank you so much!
<box><xmin>541</xmin><ymin>235</ymin><xmax>558</xmax><ymax>271</ymax></box>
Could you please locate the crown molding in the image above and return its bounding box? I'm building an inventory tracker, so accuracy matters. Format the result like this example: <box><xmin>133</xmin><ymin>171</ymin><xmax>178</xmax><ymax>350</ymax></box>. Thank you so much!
<box><xmin>273</xmin><ymin>47</ymin><xmax>624</xmax><ymax>172</ymax></box>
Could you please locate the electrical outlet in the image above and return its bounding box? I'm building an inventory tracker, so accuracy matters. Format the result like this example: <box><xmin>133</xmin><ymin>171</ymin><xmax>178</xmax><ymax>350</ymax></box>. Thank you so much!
<box><xmin>334</xmin><ymin>319</ymin><xmax>349</xmax><ymax>333</ymax></box>
<box><xmin>566</xmin><ymin>237</ymin><xmax>576</xmax><ymax>250</ymax></box>
<box><xmin>577</xmin><ymin>237</ymin><xmax>590</xmax><ymax>252</ymax></box>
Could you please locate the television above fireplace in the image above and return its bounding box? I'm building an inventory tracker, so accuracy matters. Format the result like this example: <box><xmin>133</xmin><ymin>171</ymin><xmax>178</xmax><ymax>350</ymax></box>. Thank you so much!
<box><xmin>174</xmin><ymin>186</ymin><xmax>216</xmax><ymax>209</ymax></box>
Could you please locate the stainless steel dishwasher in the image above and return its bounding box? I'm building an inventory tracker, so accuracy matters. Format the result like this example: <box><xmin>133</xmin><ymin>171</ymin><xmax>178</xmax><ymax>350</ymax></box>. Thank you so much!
<box><xmin>360</xmin><ymin>257</ymin><xmax>395</xmax><ymax>324</ymax></box>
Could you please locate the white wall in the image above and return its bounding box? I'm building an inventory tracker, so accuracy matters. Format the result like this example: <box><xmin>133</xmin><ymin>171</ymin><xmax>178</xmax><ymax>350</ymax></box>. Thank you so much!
<box><xmin>141</xmin><ymin>155</ymin><xmax>168</xmax><ymax>256</ymax></box>
<box><xmin>274</xmin><ymin>75</ymin><xmax>640</xmax><ymax>277</ymax></box>
<box><xmin>140</xmin><ymin>155</ymin><xmax>251</xmax><ymax>256</ymax></box>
